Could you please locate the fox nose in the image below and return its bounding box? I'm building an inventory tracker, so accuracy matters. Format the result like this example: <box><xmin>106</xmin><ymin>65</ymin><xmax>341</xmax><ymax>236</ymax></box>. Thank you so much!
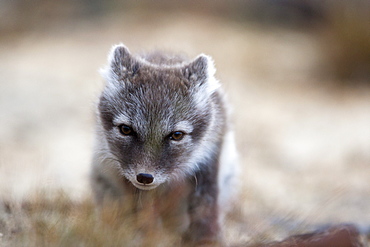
<box><xmin>136</xmin><ymin>173</ymin><xmax>154</xmax><ymax>185</ymax></box>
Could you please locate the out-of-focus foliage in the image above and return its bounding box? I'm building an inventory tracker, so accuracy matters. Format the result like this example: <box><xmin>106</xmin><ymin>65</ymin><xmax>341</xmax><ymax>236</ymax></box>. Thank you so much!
<box><xmin>0</xmin><ymin>0</ymin><xmax>324</xmax><ymax>33</ymax></box>
<box><xmin>1</xmin><ymin>0</ymin><xmax>368</xmax><ymax>83</ymax></box>
<box><xmin>320</xmin><ymin>1</ymin><xmax>370</xmax><ymax>82</ymax></box>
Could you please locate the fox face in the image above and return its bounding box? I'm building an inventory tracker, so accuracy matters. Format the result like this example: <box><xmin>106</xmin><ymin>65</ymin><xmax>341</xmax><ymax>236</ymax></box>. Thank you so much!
<box><xmin>97</xmin><ymin>45</ymin><xmax>222</xmax><ymax>190</ymax></box>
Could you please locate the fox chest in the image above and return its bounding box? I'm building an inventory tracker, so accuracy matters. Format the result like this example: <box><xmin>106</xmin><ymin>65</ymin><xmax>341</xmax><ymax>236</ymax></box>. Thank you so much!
<box><xmin>124</xmin><ymin>180</ymin><xmax>193</xmax><ymax>234</ymax></box>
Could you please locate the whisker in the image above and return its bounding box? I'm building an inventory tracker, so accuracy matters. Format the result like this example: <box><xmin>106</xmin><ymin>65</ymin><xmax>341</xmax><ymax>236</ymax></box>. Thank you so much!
<box><xmin>105</xmin><ymin>157</ymin><xmax>121</xmax><ymax>163</ymax></box>
<box><xmin>136</xmin><ymin>189</ymin><xmax>143</xmax><ymax>209</ymax></box>
<box><xmin>193</xmin><ymin>174</ymin><xmax>198</xmax><ymax>191</ymax></box>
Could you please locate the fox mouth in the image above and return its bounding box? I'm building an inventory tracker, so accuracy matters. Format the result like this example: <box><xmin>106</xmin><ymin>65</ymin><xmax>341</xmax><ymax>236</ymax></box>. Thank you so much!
<box><xmin>132</xmin><ymin>181</ymin><xmax>159</xmax><ymax>191</ymax></box>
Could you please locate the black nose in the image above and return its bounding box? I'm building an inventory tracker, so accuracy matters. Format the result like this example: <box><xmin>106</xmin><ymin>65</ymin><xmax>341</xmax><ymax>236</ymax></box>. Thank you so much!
<box><xmin>136</xmin><ymin>173</ymin><xmax>154</xmax><ymax>185</ymax></box>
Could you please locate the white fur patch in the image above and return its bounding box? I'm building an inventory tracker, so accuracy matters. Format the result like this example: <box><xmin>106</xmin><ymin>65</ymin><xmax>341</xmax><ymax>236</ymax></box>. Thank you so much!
<box><xmin>180</xmin><ymin>103</ymin><xmax>220</xmax><ymax>175</ymax></box>
<box><xmin>218</xmin><ymin>130</ymin><xmax>239</xmax><ymax>202</ymax></box>
<box><xmin>113</xmin><ymin>114</ymin><xmax>131</xmax><ymax>126</ymax></box>
<box><xmin>190</xmin><ymin>55</ymin><xmax>221</xmax><ymax>112</ymax></box>
<box><xmin>99</xmin><ymin>44</ymin><xmax>130</xmax><ymax>87</ymax></box>
<box><xmin>174</xmin><ymin>121</ymin><xmax>193</xmax><ymax>134</ymax></box>
<box><xmin>216</xmin><ymin>129</ymin><xmax>239</xmax><ymax>225</ymax></box>
<box><xmin>198</xmin><ymin>54</ymin><xmax>220</xmax><ymax>95</ymax></box>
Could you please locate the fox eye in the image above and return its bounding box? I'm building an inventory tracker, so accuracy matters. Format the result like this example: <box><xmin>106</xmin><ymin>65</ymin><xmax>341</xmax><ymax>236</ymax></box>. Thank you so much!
<box><xmin>119</xmin><ymin>125</ymin><xmax>133</xmax><ymax>135</ymax></box>
<box><xmin>170</xmin><ymin>131</ymin><xmax>184</xmax><ymax>141</ymax></box>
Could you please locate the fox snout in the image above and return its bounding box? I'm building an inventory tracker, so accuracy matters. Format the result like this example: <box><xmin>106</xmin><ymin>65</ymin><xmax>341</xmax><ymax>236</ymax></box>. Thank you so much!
<box><xmin>130</xmin><ymin>171</ymin><xmax>161</xmax><ymax>190</ymax></box>
<box><xmin>136</xmin><ymin>173</ymin><xmax>154</xmax><ymax>185</ymax></box>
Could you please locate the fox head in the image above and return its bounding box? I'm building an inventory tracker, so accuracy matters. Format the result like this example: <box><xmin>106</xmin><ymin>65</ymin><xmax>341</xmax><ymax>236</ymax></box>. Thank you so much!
<box><xmin>97</xmin><ymin>44</ymin><xmax>223</xmax><ymax>190</ymax></box>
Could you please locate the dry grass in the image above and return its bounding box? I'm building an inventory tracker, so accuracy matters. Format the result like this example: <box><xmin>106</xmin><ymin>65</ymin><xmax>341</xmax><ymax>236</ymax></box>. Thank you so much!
<box><xmin>1</xmin><ymin>191</ymin><xmax>368</xmax><ymax>246</ymax></box>
<box><xmin>0</xmin><ymin>191</ymin><xmax>260</xmax><ymax>246</ymax></box>
<box><xmin>0</xmin><ymin>192</ymin><xmax>182</xmax><ymax>247</ymax></box>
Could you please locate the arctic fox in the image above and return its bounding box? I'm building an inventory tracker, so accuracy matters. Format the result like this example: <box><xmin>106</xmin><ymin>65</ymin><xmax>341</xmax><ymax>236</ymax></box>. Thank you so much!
<box><xmin>91</xmin><ymin>44</ymin><xmax>238</xmax><ymax>245</ymax></box>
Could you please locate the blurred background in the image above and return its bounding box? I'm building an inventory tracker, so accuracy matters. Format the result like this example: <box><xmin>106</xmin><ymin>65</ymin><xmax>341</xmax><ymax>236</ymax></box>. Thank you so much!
<box><xmin>0</xmin><ymin>0</ymin><xmax>369</xmax><ymax>244</ymax></box>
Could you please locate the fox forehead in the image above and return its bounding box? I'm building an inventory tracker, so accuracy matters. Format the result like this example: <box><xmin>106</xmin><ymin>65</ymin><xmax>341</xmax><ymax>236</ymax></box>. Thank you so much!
<box><xmin>108</xmin><ymin>72</ymin><xmax>199</xmax><ymax>123</ymax></box>
<box><xmin>132</xmin><ymin>65</ymin><xmax>190</xmax><ymax>86</ymax></box>
<box><xmin>111</xmin><ymin>85</ymin><xmax>191</xmax><ymax>120</ymax></box>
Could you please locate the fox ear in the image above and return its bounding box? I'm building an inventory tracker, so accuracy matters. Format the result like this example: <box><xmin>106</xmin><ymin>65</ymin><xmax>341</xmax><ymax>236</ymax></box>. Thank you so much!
<box><xmin>183</xmin><ymin>54</ymin><xmax>219</xmax><ymax>95</ymax></box>
<box><xmin>100</xmin><ymin>44</ymin><xmax>140</xmax><ymax>83</ymax></box>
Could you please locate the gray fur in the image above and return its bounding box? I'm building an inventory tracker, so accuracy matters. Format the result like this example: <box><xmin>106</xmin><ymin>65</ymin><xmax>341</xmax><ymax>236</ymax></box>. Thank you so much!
<box><xmin>91</xmin><ymin>44</ymin><xmax>238</xmax><ymax>245</ymax></box>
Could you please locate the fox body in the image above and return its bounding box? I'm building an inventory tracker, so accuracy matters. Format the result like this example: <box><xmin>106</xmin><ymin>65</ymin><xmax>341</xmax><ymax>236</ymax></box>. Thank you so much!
<box><xmin>91</xmin><ymin>44</ymin><xmax>238</xmax><ymax>245</ymax></box>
